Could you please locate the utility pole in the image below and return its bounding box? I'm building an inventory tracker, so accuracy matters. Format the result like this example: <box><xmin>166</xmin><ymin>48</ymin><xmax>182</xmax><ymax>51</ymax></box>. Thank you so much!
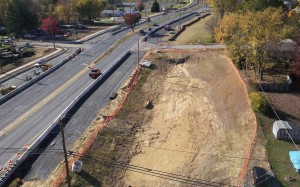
<box><xmin>144</xmin><ymin>0</ymin><xmax>147</xmax><ymax>17</ymax></box>
<box><xmin>137</xmin><ymin>39</ymin><xmax>139</xmax><ymax>63</ymax></box>
<box><xmin>179</xmin><ymin>2</ymin><xmax>182</xmax><ymax>29</ymax></box>
<box><xmin>48</xmin><ymin>20</ymin><xmax>56</xmax><ymax>49</ymax></box>
<box><xmin>60</xmin><ymin>118</ymin><xmax>71</xmax><ymax>187</ymax></box>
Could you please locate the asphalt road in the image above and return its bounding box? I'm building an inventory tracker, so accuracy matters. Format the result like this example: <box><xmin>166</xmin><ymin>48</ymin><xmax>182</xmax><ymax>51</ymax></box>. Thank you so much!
<box><xmin>0</xmin><ymin>1</ymin><xmax>204</xmax><ymax>183</ymax></box>
<box><xmin>148</xmin><ymin>6</ymin><xmax>209</xmax><ymax>44</ymax></box>
<box><xmin>0</xmin><ymin>48</ymin><xmax>76</xmax><ymax>93</ymax></box>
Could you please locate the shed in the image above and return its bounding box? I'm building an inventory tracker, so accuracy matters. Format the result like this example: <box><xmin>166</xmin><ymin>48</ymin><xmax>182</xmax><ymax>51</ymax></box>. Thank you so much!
<box><xmin>288</xmin><ymin>74</ymin><xmax>300</xmax><ymax>91</ymax></box>
<box><xmin>289</xmin><ymin>151</ymin><xmax>300</xmax><ymax>173</ymax></box>
<box><xmin>273</xmin><ymin>120</ymin><xmax>300</xmax><ymax>141</ymax></box>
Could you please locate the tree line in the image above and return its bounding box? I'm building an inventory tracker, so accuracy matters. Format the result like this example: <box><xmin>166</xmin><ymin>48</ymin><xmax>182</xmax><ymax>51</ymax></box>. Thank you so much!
<box><xmin>0</xmin><ymin>0</ymin><xmax>108</xmax><ymax>36</ymax></box>
<box><xmin>208</xmin><ymin>0</ymin><xmax>300</xmax><ymax>80</ymax></box>
<box><xmin>0</xmin><ymin>0</ymin><xmax>162</xmax><ymax>37</ymax></box>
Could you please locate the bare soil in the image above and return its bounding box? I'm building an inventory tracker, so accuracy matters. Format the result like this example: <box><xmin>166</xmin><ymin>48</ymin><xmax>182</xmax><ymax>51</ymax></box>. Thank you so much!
<box><xmin>121</xmin><ymin>50</ymin><xmax>256</xmax><ymax>187</ymax></box>
<box><xmin>21</xmin><ymin>50</ymin><xmax>258</xmax><ymax>187</ymax></box>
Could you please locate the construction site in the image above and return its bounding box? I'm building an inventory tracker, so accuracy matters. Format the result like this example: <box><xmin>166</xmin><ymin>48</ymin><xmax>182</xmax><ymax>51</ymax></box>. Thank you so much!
<box><xmin>22</xmin><ymin>48</ymin><xmax>260</xmax><ymax>187</ymax></box>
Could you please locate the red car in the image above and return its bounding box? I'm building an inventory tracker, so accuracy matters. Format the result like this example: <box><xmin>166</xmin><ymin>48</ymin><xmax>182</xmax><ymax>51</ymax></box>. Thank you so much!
<box><xmin>89</xmin><ymin>68</ymin><xmax>101</xmax><ymax>79</ymax></box>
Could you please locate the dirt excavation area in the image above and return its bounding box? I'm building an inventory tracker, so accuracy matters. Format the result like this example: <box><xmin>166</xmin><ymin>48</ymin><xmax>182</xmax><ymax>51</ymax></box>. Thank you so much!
<box><xmin>22</xmin><ymin>50</ymin><xmax>258</xmax><ymax>187</ymax></box>
<box><xmin>116</xmin><ymin>50</ymin><xmax>256</xmax><ymax>186</ymax></box>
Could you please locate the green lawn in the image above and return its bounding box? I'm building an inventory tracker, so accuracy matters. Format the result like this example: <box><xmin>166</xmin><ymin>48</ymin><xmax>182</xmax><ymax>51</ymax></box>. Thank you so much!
<box><xmin>257</xmin><ymin>113</ymin><xmax>300</xmax><ymax>187</ymax></box>
<box><xmin>172</xmin><ymin>14</ymin><xmax>214</xmax><ymax>45</ymax></box>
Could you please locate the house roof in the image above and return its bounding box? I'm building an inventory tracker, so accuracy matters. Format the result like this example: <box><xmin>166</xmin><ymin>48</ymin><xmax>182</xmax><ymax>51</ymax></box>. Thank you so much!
<box><xmin>273</xmin><ymin>120</ymin><xmax>300</xmax><ymax>130</ymax></box>
<box><xmin>274</xmin><ymin>120</ymin><xmax>292</xmax><ymax>129</ymax></box>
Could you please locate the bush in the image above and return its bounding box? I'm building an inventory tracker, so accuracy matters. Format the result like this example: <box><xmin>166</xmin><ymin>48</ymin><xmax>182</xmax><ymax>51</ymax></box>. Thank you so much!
<box><xmin>151</xmin><ymin>0</ymin><xmax>160</xmax><ymax>12</ymax></box>
<box><xmin>249</xmin><ymin>92</ymin><xmax>271</xmax><ymax>115</ymax></box>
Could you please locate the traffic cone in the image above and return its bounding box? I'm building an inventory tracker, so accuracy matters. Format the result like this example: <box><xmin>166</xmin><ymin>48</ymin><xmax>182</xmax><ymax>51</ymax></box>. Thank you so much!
<box><xmin>17</xmin><ymin>152</ymin><xmax>21</xmax><ymax>158</ymax></box>
<box><xmin>9</xmin><ymin>160</ymin><xmax>12</xmax><ymax>166</ymax></box>
<box><xmin>24</xmin><ymin>143</ymin><xmax>29</xmax><ymax>149</ymax></box>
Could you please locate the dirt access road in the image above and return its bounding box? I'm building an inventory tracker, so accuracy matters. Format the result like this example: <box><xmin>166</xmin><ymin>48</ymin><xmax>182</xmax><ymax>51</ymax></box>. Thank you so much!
<box><xmin>118</xmin><ymin>50</ymin><xmax>256</xmax><ymax>186</ymax></box>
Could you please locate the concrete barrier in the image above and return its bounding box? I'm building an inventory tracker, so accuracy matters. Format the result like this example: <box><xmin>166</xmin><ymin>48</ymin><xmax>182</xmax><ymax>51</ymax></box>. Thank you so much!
<box><xmin>0</xmin><ymin>50</ymin><xmax>130</xmax><ymax>186</ymax></box>
<box><xmin>0</xmin><ymin>48</ymin><xmax>82</xmax><ymax>105</ymax></box>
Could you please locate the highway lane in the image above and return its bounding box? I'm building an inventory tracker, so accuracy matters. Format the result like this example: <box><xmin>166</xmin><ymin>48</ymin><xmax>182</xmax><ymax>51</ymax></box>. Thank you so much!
<box><xmin>0</xmin><ymin>10</ymin><xmax>196</xmax><ymax>158</ymax></box>
<box><xmin>0</xmin><ymin>48</ymin><xmax>76</xmax><ymax>91</ymax></box>
<box><xmin>0</xmin><ymin>32</ymin><xmax>142</xmax><ymax>166</ymax></box>
<box><xmin>148</xmin><ymin>7</ymin><xmax>209</xmax><ymax>44</ymax></box>
<box><xmin>25</xmin><ymin>49</ymin><xmax>144</xmax><ymax>180</ymax></box>
<box><xmin>0</xmin><ymin>8</ymin><xmax>198</xmax><ymax>130</ymax></box>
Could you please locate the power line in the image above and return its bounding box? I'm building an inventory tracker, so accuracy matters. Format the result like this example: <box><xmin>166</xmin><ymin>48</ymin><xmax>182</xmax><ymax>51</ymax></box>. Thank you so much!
<box><xmin>68</xmin><ymin>151</ymin><xmax>237</xmax><ymax>187</ymax></box>
<box><xmin>253</xmin><ymin>69</ymin><xmax>300</xmax><ymax>151</ymax></box>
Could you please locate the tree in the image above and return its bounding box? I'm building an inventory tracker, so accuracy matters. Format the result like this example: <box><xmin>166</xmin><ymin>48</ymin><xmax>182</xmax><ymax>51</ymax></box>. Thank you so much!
<box><xmin>124</xmin><ymin>13</ymin><xmax>141</xmax><ymax>31</ymax></box>
<box><xmin>41</xmin><ymin>16</ymin><xmax>61</xmax><ymax>34</ymax></box>
<box><xmin>238</xmin><ymin>0</ymin><xmax>285</xmax><ymax>12</ymax></box>
<box><xmin>136</xmin><ymin>0</ymin><xmax>144</xmax><ymax>12</ymax></box>
<box><xmin>76</xmin><ymin>0</ymin><xmax>107</xmax><ymax>23</ymax></box>
<box><xmin>5</xmin><ymin>0</ymin><xmax>38</xmax><ymax>36</ymax></box>
<box><xmin>151</xmin><ymin>0</ymin><xmax>160</xmax><ymax>12</ymax></box>
<box><xmin>215</xmin><ymin>8</ymin><xmax>295</xmax><ymax>80</ymax></box>
<box><xmin>290</xmin><ymin>39</ymin><xmax>300</xmax><ymax>76</ymax></box>
<box><xmin>55</xmin><ymin>0</ymin><xmax>77</xmax><ymax>24</ymax></box>
<box><xmin>207</xmin><ymin>0</ymin><xmax>239</xmax><ymax>18</ymax></box>
<box><xmin>0</xmin><ymin>0</ymin><xmax>9</xmax><ymax>25</ymax></box>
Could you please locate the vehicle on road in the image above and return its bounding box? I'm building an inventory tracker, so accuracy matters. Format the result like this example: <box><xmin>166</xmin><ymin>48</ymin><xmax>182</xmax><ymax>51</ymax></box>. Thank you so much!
<box><xmin>89</xmin><ymin>68</ymin><xmax>101</xmax><ymax>79</ymax></box>
<box><xmin>139</xmin><ymin>29</ymin><xmax>145</xmax><ymax>35</ymax></box>
<box><xmin>164</xmin><ymin>25</ymin><xmax>171</xmax><ymax>31</ymax></box>
<box><xmin>110</xmin><ymin>92</ymin><xmax>118</xmax><ymax>100</ymax></box>
<box><xmin>34</xmin><ymin>59</ymin><xmax>46</xmax><ymax>67</ymax></box>
<box><xmin>168</xmin><ymin>31</ymin><xmax>175</xmax><ymax>35</ymax></box>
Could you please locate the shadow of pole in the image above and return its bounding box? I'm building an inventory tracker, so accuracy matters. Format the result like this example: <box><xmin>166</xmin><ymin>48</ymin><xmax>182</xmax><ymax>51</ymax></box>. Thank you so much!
<box><xmin>77</xmin><ymin>170</ymin><xmax>102</xmax><ymax>187</ymax></box>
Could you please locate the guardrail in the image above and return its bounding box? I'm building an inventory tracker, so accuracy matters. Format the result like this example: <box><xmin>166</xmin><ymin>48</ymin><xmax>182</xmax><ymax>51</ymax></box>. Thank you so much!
<box><xmin>0</xmin><ymin>48</ymin><xmax>82</xmax><ymax>105</ymax></box>
<box><xmin>0</xmin><ymin>50</ymin><xmax>130</xmax><ymax>186</ymax></box>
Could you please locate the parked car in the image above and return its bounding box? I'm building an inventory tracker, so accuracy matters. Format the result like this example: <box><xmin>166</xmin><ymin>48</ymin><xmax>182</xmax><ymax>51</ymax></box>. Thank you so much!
<box><xmin>3</xmin><ymin>40</ymin><xmax>12</xmax><ymax>45</ymax></box>
<box><xmin>89</xmin><ymin>68</ymin><xmax>101</xmax><ymax>79</ymax></box>
<box><xmin>168</xmin><ymin>31</ymin><xmax>175</xmax><ymax>34</ymax></box>
<box><xmin>23</xmin><ymin>34</ymin><xmax>36</xmax><ymax>39</ymax></box>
